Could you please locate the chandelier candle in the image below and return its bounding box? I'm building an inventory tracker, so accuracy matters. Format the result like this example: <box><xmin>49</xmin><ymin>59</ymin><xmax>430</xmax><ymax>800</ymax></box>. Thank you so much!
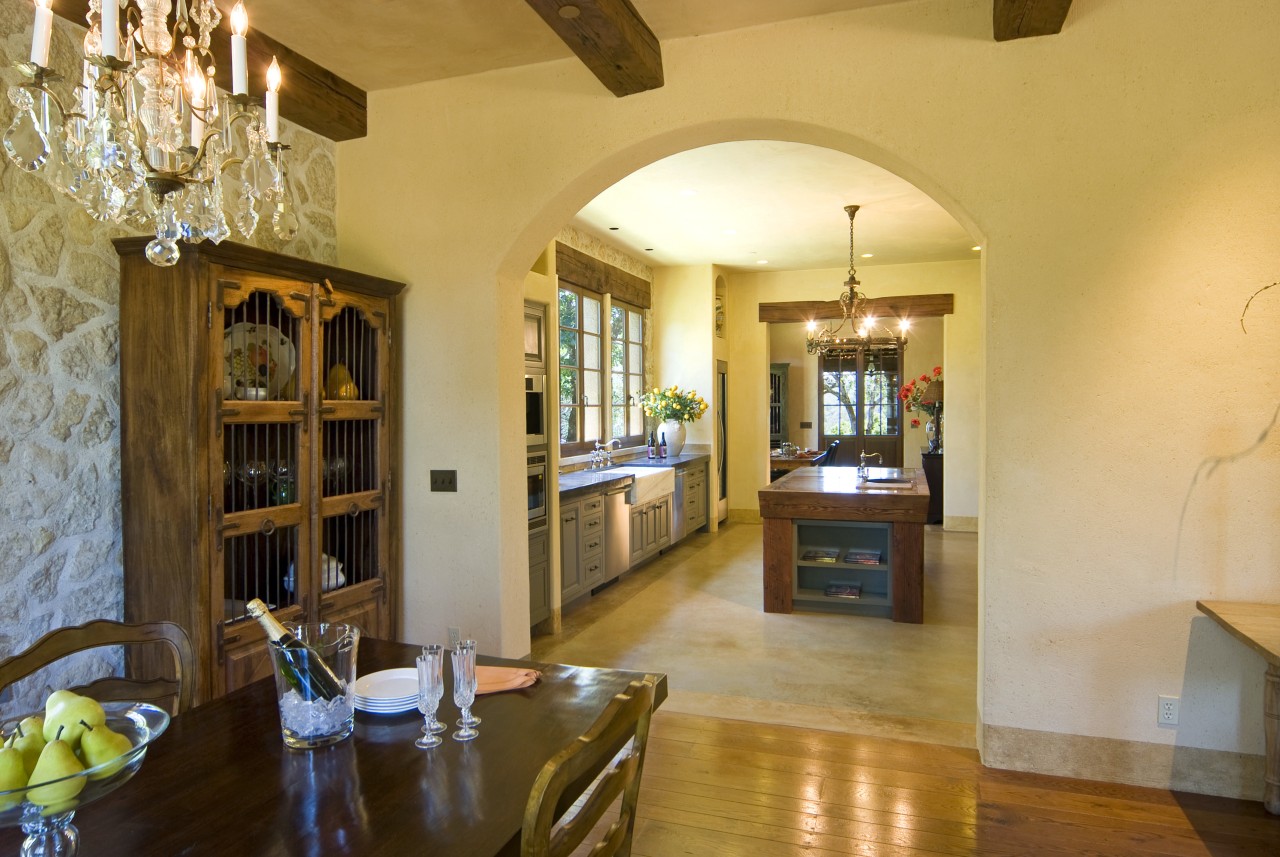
<box><xmin>265</xmin><ymin>57</ymin><xmax>281</xmax><ymax>142</ymax></box>
<box><xmin>231</xmin><ymin>2</ymin><xmax>249</xmax><ymax>95</ymax></box>
<box><xmin>101</xmin><ymin>0</ymin><xmax>119</xmax><ymax>57</ymax></box>
<box><xmin>29</xmin><ymin>0</ymin><xmax>52</xmax><ymax>67</ymax></box>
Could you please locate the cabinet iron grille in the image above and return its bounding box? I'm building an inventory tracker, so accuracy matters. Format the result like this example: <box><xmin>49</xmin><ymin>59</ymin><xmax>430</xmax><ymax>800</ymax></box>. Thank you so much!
<box><xmin>224</xmin><ymin>526</ymin><xmax>299</xmax><ymax>624</ymax></box>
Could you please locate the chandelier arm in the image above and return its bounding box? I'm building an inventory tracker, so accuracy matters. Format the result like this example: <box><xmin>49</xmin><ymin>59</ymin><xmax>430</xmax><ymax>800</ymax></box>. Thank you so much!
<box><xmin>14</xmin><ymin>77</ymin><xmax>76</xmax><ymax>126</ymax></box>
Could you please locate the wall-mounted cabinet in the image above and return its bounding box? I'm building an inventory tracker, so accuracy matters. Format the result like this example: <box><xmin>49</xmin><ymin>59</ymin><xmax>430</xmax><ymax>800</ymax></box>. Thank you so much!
<box><xmin>523</xmin><ymin>302</ymin><xmax>547</xmax><ymax>371</ymax></box>
<box><xmin>115</xmin><ymin>239</ymin><xmax>404</xmax><ymax>705</ymax></box>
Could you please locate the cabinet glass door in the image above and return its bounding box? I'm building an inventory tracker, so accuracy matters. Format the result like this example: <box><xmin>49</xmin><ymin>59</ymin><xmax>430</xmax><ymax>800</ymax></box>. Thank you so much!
<box><xmin>316</xmin><ymin>296</ymin><xmax>390</xmax><ymax>633</ymax></box>
<box><xmin>215</xmin><ymin>274</ymin><xmax>311</xmax><ymax>627</ymax></box>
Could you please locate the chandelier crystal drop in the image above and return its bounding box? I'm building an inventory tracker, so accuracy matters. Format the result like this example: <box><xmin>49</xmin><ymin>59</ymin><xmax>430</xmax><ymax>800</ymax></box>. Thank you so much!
<box><xmin>4</xmin><ymin>0</ymin><xmax>296</xmax><ymax>266</ymax></box>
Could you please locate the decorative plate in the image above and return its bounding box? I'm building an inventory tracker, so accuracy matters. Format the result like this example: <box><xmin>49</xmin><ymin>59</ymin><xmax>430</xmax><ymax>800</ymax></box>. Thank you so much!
<box><xmin>223</xmin><ymin>323</ymin><xmax>296</xmax><ymax>400</ymax></box>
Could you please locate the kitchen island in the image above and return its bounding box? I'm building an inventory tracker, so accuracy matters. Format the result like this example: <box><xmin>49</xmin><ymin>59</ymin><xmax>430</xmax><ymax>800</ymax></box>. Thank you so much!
<box><xmin>758</xmin><ymin>466</ymin><xmax>930</xmax><ymax>623</ymax></box>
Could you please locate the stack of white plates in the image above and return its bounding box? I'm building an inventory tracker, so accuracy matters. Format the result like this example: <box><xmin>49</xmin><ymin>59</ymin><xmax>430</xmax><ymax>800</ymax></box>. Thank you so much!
<box><xmin>354</xmin><ymin>668</ymin><xmax>419</xmax><ymax>714</ymax></box>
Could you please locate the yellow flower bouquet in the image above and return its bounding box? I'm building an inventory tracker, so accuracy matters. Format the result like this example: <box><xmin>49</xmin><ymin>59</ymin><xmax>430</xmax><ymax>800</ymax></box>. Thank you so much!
<box><xmin>640</xmin><ymin>385</ymin><xmax>708</xmax><ymax>424</ymax></box>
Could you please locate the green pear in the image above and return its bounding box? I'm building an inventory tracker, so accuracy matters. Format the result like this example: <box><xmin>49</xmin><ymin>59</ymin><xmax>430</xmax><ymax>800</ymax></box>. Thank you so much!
<box><xmin>25</xmin><ymin>727</ymin><xmax>86</xmax><ymax>807</ymax></box>
<box><xmin>43</xmin><ymin>691</ymin><xmax>104</xmax><ymax>750</ymax></box>
<box><xmin>4</xmin><ymin>717</ymin><xmax>45</xmax><ymax>775</ymax></box>
<box><xmin>78</xmin><ymin>721</ymin><xmax>133</xmax><ymax>780</ymax></box>
<box><xmin>0</xmin><ymin>746</ymin><xmax>27</xmax><ymax>810</ymax></box>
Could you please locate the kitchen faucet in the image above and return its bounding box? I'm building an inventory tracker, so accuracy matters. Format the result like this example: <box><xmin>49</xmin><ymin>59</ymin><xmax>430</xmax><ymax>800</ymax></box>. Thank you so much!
<box><xmin>857</xmin><ymin>450</ymin><xmax>882</xmax><ymax>478</ymax></box>
<box><xmin>593</xmin><ymin>438</ymin><xmax>621</xmax><ymax>468</ymax></box>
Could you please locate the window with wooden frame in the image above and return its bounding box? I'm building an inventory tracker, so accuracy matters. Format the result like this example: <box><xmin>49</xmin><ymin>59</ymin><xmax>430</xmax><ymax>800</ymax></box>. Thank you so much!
<box><xmin>610</xmin><ymin>301</ymin><xmax>646</xmax><ymax>447</ymax></box>
<box><xmin>558</xmin><ymin>286</ymin><xmax>603</xmax><ymax>455</ymax></box>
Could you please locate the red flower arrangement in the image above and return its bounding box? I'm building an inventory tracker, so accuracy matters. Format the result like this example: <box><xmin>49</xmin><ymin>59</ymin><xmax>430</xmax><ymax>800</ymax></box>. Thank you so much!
<box><xmin>899</xmin><ymin>366</ymin><xmax>942</xmax><ymax>418</ymax></box>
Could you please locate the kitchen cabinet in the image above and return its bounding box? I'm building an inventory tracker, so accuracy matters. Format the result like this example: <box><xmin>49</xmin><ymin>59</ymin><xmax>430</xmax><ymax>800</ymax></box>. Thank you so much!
<box><xmin>523</xmin><ymin>302</ymin><xmax>547</xmax><ymax>370</ymax></box>
<box><xmin>560</xmin><ymin>493</ymin><xmax>605</xmax><ymax>603</ymax></box>
<box><xmin>115</xmin><ymin>239</ymin><xmax>404</xmax><ymax>705</ymax></box>
<box><xmin>679</xmin><ymin>460</ymin><xmax>709</xmax><ymax>537</ymax></box>
<box><xmin>628</xmin><ymin>493</ymin><xmax>672</xmax><ymax>567</ymax></box>
<box><xmin>529</xmin><ymin>527</ymin><xmax>550</xmax><ymax>625</ymax></box>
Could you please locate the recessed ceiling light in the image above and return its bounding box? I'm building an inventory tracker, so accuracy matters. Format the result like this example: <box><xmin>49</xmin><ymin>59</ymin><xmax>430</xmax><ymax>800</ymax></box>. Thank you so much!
<box><xmin>609</xmin><ymin>227</ymin><xmax>619</xmax><ymax>231</ymax></box>
<box><xmin>971</xmin><ymin>245</ymin><xmax>982</xmax><ymax>251</ymax></box>
<box><xmin>861</xmin><ymin>253</ymin><xmax>874</xmax><ymax>258</ymax></box>
<box><xmin>756</xmin><ymin>260</ymin><xmax>768</xmax><ymax>265</ymax></box>
<box><xmin>644</xmin><ymin>248</ymin><xmax>653</xmax><ymax>252</ymax></box>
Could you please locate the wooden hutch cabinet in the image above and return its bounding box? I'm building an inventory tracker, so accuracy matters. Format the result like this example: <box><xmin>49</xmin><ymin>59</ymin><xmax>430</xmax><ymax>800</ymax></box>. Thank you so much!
<box><xmin>114</xmin><ymin>239</ymin><xmax>404</xmax><ymax>705</ymax></box>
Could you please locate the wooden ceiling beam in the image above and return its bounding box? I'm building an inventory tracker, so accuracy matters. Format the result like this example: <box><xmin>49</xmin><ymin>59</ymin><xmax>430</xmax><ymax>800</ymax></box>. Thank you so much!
<box><xmin>993</xmin><ymin>0</ymin><xmax>1073</xmax><ymax>41</ymax></box>
<box><xmin>758</xmin><ymin>294</ymin><xmax>955</xmax><ymax>324</ymax></box>
<box><xmin>48</xmin><ymin>2</ymin><xmax>366</xmax><ymax>141</ymax></box>
<box><xmin>523</xmin><ymin>0</ymin><xmax>663</xmax><ymax>97</ymax></box>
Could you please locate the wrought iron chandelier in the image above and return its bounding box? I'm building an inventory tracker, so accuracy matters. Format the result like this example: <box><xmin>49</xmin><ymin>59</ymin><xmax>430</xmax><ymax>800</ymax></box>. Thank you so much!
<box><xmin>4</xmin><ymin>0</ymin><xmax>296</xmax><ymax>267</ymax></box>
<box><xmin>806</xmin><ymin>204</ymin><xmax>908</xmax><ymax>356</ymax></box>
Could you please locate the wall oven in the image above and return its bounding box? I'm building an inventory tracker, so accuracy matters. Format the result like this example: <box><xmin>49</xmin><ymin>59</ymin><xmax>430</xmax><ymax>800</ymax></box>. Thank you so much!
<box><xmin>525</xmin><ymin>374</ymin><xmax>547</xmax><ymax>447</ymax></box>
<box><xmin>527</xmin><ymin>452</ymin><xmax>548</xmax><ymax>531</ymax></box>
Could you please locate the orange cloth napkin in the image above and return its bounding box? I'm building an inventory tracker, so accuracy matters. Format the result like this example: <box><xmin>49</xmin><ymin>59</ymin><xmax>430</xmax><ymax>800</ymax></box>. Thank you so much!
<box><xmin>476</xmin><ymin>665</ymin><xmax>540</xmax><ymax>695</ymax></box>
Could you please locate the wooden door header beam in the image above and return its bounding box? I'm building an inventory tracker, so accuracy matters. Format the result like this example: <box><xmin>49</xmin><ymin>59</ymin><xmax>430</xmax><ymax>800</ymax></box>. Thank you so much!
<box><xmin>758</xmin><ymin>294</ymin><xmax>955</xmax><ymax>324</ymax></box>
<box><xmin>50</xmin><ymin>3</ymin><xmax>366</xmax><ymax>142</ymax></box>
<box><xmin>994</xmin><ymin>0</ymin><xmax>1073</xmax><ymax>41</ymax></box>
<box><xmin>524</xmin><ymin>0</ymin><xmax>663</xmax><ymax>97</ymax></box>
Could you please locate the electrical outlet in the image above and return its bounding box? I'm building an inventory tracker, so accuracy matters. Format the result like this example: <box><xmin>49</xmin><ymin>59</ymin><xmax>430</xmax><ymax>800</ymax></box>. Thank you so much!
<box><xmin>448</xmin><ymin>627</ymin><xmax>461</xmax><ymax>647</ymax></box>
<box><xmin>1158</xmin><ymin>695</ymin><xmax>1180</xmax><ymax>726</ymax></box>
<box><xmin>430</xmin><ymin>469</ymin><xmax>457</xmax><ymax>492</ymax></box>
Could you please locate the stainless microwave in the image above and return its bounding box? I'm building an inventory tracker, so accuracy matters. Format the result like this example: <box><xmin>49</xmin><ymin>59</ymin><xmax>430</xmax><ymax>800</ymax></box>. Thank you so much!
<box><xmin>525</xmin><ymin>374</ymin><xmax>547</xmax><ymax>446</ymax></box>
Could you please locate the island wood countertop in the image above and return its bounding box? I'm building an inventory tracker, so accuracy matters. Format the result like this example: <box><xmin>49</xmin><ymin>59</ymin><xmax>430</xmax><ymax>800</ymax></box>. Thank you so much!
<box><xmin>758</xmin><ymin>466</ymin><xmax>930</xmax><ymax>523</ymax></box>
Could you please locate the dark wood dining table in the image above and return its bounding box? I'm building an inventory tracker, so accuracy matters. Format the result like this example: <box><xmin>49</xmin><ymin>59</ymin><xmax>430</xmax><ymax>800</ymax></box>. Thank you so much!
<box><xmin>0</xmin><ymin>638</ymin><xmax>667</xmax><ymax>856</ymax></box>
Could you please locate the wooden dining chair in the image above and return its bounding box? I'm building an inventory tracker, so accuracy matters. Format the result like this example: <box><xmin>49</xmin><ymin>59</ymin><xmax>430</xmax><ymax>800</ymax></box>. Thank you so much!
<box><xmin>0</xmin><ymin>619</ymin><xmax>196</xmax><ymax>715</ymax></box>
<box><xmin>521</xmin><ymin>677</ymin><xmax>657</xmax><ymax>857</ymax></box>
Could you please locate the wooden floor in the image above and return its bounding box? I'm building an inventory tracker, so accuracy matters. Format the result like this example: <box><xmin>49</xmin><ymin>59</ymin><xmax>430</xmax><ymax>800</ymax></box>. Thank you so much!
<box><xmin>575</xmin><ymin>710</ymin><xmax>1280</xmax><ymax>857</ymax></box>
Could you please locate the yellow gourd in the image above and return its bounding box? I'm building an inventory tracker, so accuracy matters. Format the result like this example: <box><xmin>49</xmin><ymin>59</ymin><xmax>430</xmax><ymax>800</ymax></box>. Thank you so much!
<box><xmin>325</xmin><ymin>364</ymin><xmax>360</xmax><ymax>400</ymax></box>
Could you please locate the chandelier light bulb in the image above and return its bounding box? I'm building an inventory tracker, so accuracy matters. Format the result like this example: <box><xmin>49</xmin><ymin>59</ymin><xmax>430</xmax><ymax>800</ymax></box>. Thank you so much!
<box><xmin>231</xmin><ymin>2</ymin><xmax>249</xmax><ymax>95</ymax></box>
<box><xmin>265</xmin><ymin>56</ymin><xmax>282</xmax><ymax>142</ymax></box>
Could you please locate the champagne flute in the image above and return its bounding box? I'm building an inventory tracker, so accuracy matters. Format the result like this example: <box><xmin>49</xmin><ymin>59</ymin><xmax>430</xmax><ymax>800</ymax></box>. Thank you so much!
<box><xmin>455</xmin><ymin>639</ymin><xmax>481</xmax><ymax>728</ymax></box>
<box><xmin>451</xmin><ymin>640</ymin><xmax>479</xmax><ymax>741</ymax></box>
<box><xmin>415</xmin><ymin>646</ymin><xmax>444</xmax><ymax>749</ymax></box>
<box><xmin>419</xmin><ymin>644</ymin><xmax>447</xmax><ymax>736</ymax></box>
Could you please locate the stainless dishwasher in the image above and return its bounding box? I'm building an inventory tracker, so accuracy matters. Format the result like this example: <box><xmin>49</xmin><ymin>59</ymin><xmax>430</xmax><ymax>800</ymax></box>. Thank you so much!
<box><xmin>603</xmin><ymin>486</ymin><xmax>630</xmax><ymax>580</ymax></box>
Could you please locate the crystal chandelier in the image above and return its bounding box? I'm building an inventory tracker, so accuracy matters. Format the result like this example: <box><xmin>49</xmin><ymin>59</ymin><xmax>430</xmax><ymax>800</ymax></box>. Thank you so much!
<box><xmin>806</xmin><ymin>204</ymin><xmax>909</xmax><ymax>356</ymax></box>
<box><xmin>4</xmin><ymin>0</ymin><xmax>297</xmax><ymax>266</ymax></box>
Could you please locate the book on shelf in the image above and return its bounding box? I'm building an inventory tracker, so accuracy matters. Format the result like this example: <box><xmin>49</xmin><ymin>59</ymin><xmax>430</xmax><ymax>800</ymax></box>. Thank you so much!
<box><xmin>842</xmin><ymin>548</ymin><xmax>882</xmax><ymax>565</ymax></box>
<box><xmin>800</xmin><ymin>547</ymin><xmax>841</xmax><ymax>563</ymax></box>
<box><xmin>824</xmin><ymin>582</ymin><xmax>862</xmax><ymax>599</ymax></box>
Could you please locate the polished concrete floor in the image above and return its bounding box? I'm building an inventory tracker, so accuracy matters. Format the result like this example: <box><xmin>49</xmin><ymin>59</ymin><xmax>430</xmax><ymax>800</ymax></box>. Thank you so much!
<box><xmin>531</xmin><ymin>520</ymin><xmax>979</xmax><ymax>748</ymax></box>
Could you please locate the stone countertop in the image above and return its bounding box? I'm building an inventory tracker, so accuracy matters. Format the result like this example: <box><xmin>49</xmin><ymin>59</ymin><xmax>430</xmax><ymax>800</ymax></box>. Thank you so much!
<box><xmin>617</xmin><ymin>452</ymin><xmax>711</xmax><ymax>468</ymax></box>
<box><xmin>558</xmin><ymin>469</ymin><xmax>633</xmax><ymax>502</ymax></box>
<box><xmin>557</xmin><ymin>453</ymin><xmax>711</xmax><ymax>500</ymax></box>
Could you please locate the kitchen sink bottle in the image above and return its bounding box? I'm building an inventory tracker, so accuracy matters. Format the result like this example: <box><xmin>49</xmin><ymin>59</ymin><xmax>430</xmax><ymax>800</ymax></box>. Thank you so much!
<box><xmin>647</xmin><ymin>431</ymin><xmax>656</xmax><ymax>459</ymax></box>
<box><xmin>247</xmin><ymin>598</ymin><xmax>346</xmax><ymax>701</ymax></box>
<box><xmin>659</xmin><ymin>431</ymin><xmax>667</xmax><ymax>459</ymax></box>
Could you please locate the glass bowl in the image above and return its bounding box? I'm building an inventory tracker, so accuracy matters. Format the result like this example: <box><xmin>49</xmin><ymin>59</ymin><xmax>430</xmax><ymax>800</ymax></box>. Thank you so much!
<box><xmin>1</xmin><ymin>702</ymin><xmax>170</xmax><ymax>856</ymax></box>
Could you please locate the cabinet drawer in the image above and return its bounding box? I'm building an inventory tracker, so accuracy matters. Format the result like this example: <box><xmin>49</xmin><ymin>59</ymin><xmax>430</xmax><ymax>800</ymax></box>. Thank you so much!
<box><xmin>583</xmin><ymin>556</ymin><xmax>605</xmax><ymax>587</ymax></box>
<box><xmin>581</xmin><ymin>496</ymin><xmax>604</xmax><ymax>515</ymax></box>
<box><xmin>580</xmin><ymin>512</ymin><xmax>604</xmax><ymax>545</ymax></box>
<box><xmin>582</xmin><ymin>531</ymin><xmax>604</xmax><ymax>556</ymax></box>
<box><xmin>529</xmin><ymin>529</ymin><xmax>549</xmax><ymax>564</ymax></box>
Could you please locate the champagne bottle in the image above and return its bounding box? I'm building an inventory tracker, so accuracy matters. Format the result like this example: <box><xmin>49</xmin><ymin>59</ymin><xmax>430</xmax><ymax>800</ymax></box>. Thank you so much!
<box><xmin>246</xmin><ymin>599</ymin><xmax>345</xmax><ymax>701</ymax></box>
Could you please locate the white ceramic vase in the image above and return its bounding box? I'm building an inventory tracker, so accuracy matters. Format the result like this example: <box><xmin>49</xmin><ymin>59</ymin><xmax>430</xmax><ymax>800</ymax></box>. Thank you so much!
<box><xmin>660</xmin><ymin>420</ymin><xmax>687</xmax><ymax>456</ymax></box>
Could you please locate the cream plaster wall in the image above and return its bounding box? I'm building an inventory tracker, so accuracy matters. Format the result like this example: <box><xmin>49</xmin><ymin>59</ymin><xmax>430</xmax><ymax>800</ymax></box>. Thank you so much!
<box><xmin>337</xmin><ymin>0</ymin><xmax>1280</xmax><ymax>796</ymax></box>
<box><xmin>652</xmin><ymin>266</ymin><xmax>715</xmax><ymax>449</ymax></box>
<box><xmin>730</xmin><ymin>261</ymin><xmax>981</xmax><ymax>523</ymax></box>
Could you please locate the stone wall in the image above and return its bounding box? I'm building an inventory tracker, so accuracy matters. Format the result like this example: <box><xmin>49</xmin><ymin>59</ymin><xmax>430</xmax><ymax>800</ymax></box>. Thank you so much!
<box><xmin>0</xmin><ymin>0</ymin><xmax>338</xmax><ymax>711</ymax></box>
